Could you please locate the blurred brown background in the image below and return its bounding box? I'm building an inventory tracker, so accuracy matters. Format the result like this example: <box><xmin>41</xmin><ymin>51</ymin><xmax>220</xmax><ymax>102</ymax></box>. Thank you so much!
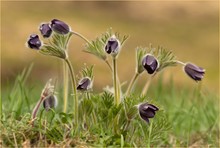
<box><xmin>1</xmin><ymin>1</ymin><xmax>219</xmax><ymax>93</ymax></box>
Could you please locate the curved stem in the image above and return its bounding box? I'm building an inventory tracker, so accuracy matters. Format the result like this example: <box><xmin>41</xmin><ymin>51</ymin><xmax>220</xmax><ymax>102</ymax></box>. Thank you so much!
<box><xmin>113</xmin><ymin>57</ymin><xmax>120</xmax><ymax>105</ymax></box>
<box><xmin>175</xmin><ymin>60</ymin><xmax>186</xmax><ymax>66</ymax></box>
<box><xmin>63</xmin><ymin>61</ymin><xmax>68</xmax><ymax>113</ymax></box>
<box><xmin>64</xmin><ymin>59</ymin><xmax>78</xmax><ymax>128</ymax></box>
<box><xmin>71</xmin><ymin>31</ymin><xmax>92</xmax><ymax>46</ymax></box>
<box><xmin>125</xmin><ymin>73</ymin><xmax>139</xmax><ymax>96</ymax></box>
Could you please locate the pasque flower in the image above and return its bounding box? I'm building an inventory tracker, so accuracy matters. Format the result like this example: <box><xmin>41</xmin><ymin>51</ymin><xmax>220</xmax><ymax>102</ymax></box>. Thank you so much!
<box><xmin>51</xmin><ymin>19</ymin><xmax>70</xmax><ymax>35</ymax></box>
<box><xmin>43</xmin><ymin>95</ymin><xmax>58</xmax><ymax>111</ymax></box>
<box><xmin>105</xmin><ymin>35</ymin><xmax>121</xmax><ymax>56</ymax></box>
<box><xmin>77</xmin><ymin>77</ymin><xmax>92</xmax><ymax>91</ymax></box>
<box><xmin>138</xmin><ymin>103</ymin><xmax>159</xmax><ymax>123</ymax></box>
<box><xmin>32</xmin><ymin>79</ymin><xmax>55</xmax><ymax>125</ymax></box>
<box><xmin>39</xmin><ymin>23</ymin><xmax>52</xmax><ymax>38</ymax></box>
<box><xmin>27</xmin><ymin>34</ymin><xmax>42</xmax><ymax>50</ymax></box>
<box><xmin>184</xmin><ymin>63</ymin><xmax>205</xmax><ymax>81</ymax></box>
<box><xmin>142</xmin><ymin>54</ymin><xmax>159</xmax><ymax>74</ymax></box>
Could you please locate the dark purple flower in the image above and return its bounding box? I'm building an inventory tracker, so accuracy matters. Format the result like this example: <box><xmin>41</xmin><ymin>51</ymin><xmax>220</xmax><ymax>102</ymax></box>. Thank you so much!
<box><xmin>105</xmin><ymin>35</ymin><xmax>120</xmax><ymax>55</ymax></box>
<box><xmin>142</xmin><ymin>54</ymin><xmax>158</xmax><ymax>74</ymax></box>
<box><xmin>51</xmin><ymin>19</ymin><xmax>70</xmax><ymax>35</ymax></box>
<box><xmin>43</xmin><ymin>95</ymin><xmax>58</xmax><ymax>111</ymax></box>
<box><xmin>77</xmin><ymin>77</ymin><xmax>92</xmax><ymax>91</ymax></box>
<box><xmin>27</xmin><ymin>34</ymin><xmax>42</xmax><ymax>50</ymax></box>
<box><xmin>138</xmin><ymin>103</ymin><xmax>159</xmax><ymax>123</ymax></box>
<box><xmin>184</xmin><ymin>63</ymin><xmax>205</xmax><ymax>81</ymax></box>
<box><xmin>39</xmin><ymin>23</ymin><xmax>52</xmax><ymax>38</ymax></box>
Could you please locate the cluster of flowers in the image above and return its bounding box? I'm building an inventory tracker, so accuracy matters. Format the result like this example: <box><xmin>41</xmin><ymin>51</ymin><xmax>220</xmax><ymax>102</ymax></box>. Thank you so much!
<box><xmin>27</xmin><ymin>19</ymin><xmax>205</xmax><ymax>124</ymax></box>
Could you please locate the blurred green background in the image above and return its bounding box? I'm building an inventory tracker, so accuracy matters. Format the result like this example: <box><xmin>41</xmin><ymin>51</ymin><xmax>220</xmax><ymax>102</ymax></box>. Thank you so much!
<box><xmin>1</xmin><ymin>1</ymin><xmax>219</xmax><ymax>93</ymax></box>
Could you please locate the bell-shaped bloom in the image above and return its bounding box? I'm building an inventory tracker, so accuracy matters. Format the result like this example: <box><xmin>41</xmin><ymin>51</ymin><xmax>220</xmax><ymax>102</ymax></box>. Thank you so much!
<box><xmin>142</xmin><ymin>54</ymin><xmax>159</xmax><ymax>74</ymax></box>
<box><xmin>105</xmin><ymin>35</ymin><xmax>121</xmax><ymax>56</ymax></box>
<box><xmin>138</xmin><ymin>103</ymin><xmax>159</xmax><ymax>123</ymax></box>
<box><xmin>51</xmin><ymin>19</ymin><xmax>70</xmax><ymax>35</ymax></box>
<box><xmin>27</xmin><ymin>34</ymin><xmax>42</xmax><ymax>50</ymax></box>
<box><xmin>77</xmin><ymin>77</ymin><xmax>92</xmax><ymax>91</ymax></box>
<box><xmin>43</xmin><ymin>95</ymin><xmax>58</xmax><ymax>111</ymax></box>
<box><xmin>184</xmin><ymin>63</ymin><xmax>205</xmax><ymax>81</ymax></box>
<box><xmin>39</xmin><ymin>23</ymin><xmax>52</xmax><ymax>38</ymax></box>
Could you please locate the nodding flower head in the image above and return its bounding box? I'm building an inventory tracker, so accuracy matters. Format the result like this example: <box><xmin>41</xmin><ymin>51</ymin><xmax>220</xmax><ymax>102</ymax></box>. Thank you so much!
<box><xmin>184</xmin><ymin>63</ymin><xmax>205</xmax><ymax>82</ymax></box>
<box><xmin>43</xmin><ymin>95</ymin><xmax>58</xmax><ymax>111</ymax></box>
<box><xmin>105</xmin><ymin>35</ymin><xmax>121</xmax><ymax>56</ymax></box>
<box><xmin>77</xmin><ymin>77</ymin><xmax>92</xmax><ymax>91</ymax></box>
<box><xmin>142</xmin><ymin>54</ymin><xmax>159</xmax><ymax>74</ymax></box>
<box><xmin>39</xmin><ymin>23</ymin><xmax>52</xmax><ymax>38</ymax></box>
<box><xmin>138</xmin><ymin>102</ymin><xmax>159</xmax><ymax>123</ymax></box>
<box><xmin>51</xmin><ymin>19</ymin><xmax>70</xmax><ymax>35</ymax></box>
<box><xmin>27</xmin><ymin>34</ymin><xmax>42</xmax><ymax>50</ymax></box>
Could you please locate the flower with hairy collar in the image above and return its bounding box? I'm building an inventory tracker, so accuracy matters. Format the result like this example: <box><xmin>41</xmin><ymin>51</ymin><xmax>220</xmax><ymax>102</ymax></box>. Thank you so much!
<box><xmin>138</xmin><ymin>102</ymin><xmax>159</xmax><ymax>123</ymax></box>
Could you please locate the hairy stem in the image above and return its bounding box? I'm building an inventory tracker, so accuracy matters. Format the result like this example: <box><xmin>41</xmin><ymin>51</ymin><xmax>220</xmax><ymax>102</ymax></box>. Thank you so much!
<box><xmin>147</xmin><ymin>120</ymin><xmax>153</xmax><ymax>148</ymax></box>
<box><xmin>63</xmin><ymin>61</ymin><xmax>69</xmax><ymax>113</ymax></box>
<box><xmin>105</xmin><ymin>59</ymin><xmax>113</xmax><ymax>72</ymax></box>
<box><xmin>125</xmin><ymin>72</ymin><xmax>139</xmax><ymax>96</ymax></box>
<box><xmin>86</xmin><ymin>92</ymin><xmax>97</xmax><ymax>124</ymax></box>
<box><xmin>0</xmin><ymin>97</ymin><xmax>2</xmax><ymax>119</ymax></box>
<box><xmin>175</xmin><ymin>60</ymin><xmax>186</xmax><ymax>66</ymax></box>
<box><xmin>32</xmin><ymin>96</ymin><xmax>45</xmax><ymax>126</ymax></box>
<box><xmin>113</xmin><ymin>57</ymin><xmax>120</xmax><ymax>105</ymax></box>
<box><xmin>65</xmin><ymin>59</ymin><xmax>78</xmax><ymax>128</ymax></box>
<box><xmin>71</xmin><ymin>31</ymin><xmax>92</xmax><ymax>45</ymax></box>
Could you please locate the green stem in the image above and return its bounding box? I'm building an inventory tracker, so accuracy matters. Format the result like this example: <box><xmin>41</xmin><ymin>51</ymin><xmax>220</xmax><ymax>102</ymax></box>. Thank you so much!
<box><xmin>106</xmin><ymin>59</ymin><xmax>121</xmax><ymax>102</ymax></box>
<box><xmin>64</xmin><ymin>59</ymin><xmax>78</xmax><ymax>128</ymax></box>
<box><xmin>141</xmin><ymin>73</ymin><xmax>156</xmax><ymax>96</ymax></box>
<box><xmin>71</xmin><ymin>31</ymin><xmax>92</xmax><ymax>45</ymax></box>
<box><xmin>105</xmin><ymin>59</ymin><xmax>113</xmax><ymax>72</ymax></box>
<box><xmin>63</xmin><ymin>61</ymin><xmax>68</xmax><ymax>113</ymax></box>
<box><xmin>86</xmin><ymin>92</ymin><xmax>97</xmax><ymax>124</ymax></box>
<box><xmin>125</xmin><ymin>73</ymin><xmax>139</xmax><ymax>96</ymax></box>
<box><xmin>113</xmin><ymin>57</ymin><xmax>120</xmax><ymax>105</ymax></box>
<box><xmin>147</xmin><ymin>120</ymin><xmax>153</xmax><ymax>148</ymax></box>
<box><xmin>175</xmin><ymin>60</ymin><xmax>186</xmax><ymax>66</ymax></box>
<box><xmin>0</xmin><ymin>95</ymin><xmax>2</xmax><ymax>120</ymax></box>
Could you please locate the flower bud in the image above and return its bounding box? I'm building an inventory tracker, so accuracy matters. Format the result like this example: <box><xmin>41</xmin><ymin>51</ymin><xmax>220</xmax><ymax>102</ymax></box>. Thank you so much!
<box><xmin>39</xmin><ymin>23</ymin><xmax>52</xmax><ymax>38</ymax></box>
<box><xmin>138</xmin><ymin>103</ymin><xmax>159</xmax><ymax>123</ymax></box>
<box><xmin>184</xmin><ymin>63</ymin><xmax>205</xmax><ymax>81</ymax></box>
<box><xmin>51</xmin><ymin>19</ymin><xmax>70</xmax><ymax>35</ymax></box>
<box><xmin>77</xmin><ymin>77</ymin><xmax>92</xmax><ymax>91</ymax></box>
<box><xmin>105</xmin><ymin>35</ymin><xmax>121</xmax><ymax>56</ymax></box>
<box><xmin>27</xmin><ymin>34</ymin><xmax>42</xmax><ymax>50</ymax></box>
<box><xmin>142</xmin><ymin>54</ymin><xmax>159</xmax><ymax>74</ymax></box>
<box><xmin>43</xmin><ymin>95</ymin><xmax>58</xmax><ymax>111</ymax></box>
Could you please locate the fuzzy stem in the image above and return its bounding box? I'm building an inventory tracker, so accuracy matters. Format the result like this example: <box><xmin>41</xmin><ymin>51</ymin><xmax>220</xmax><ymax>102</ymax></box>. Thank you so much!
<box><xmin>32</xmin><ymin>96</ymin><xmax>45</xmax><ymax>126</ymax></box>
<box><xmin>71</xmin><ymin>31</ymin><xmax>91</xmax><ymax>45</ymax></box>
<box><xmin>65</xmin><ymin>59</ymin><xmax>78</xmax><ymax>128</ymax></box>
<box><xmin>0</xmin><ymin>97</ymin><xmax>2</xmax><ymax>119</ymax></box>
<box><xmin>113</xmin><ymin>57</ymin><xmax>120</xmax><ymax>105</ymax></box>
<box><xmin>175</xmin><ymin>60</ymin><xmax>186</xmax><ymax>66</ymax></box>
<box><xmin>125</xmin><ymin>73</ymin><xmax>140</xmax><ymax>96</ymax></box>
<box><xmin>63</xmin><ymin>61</ymin><xmax>69</xmax><ymax>113</ymax></box>
<box><xmin>105</xmin><ymin>59</ymin><xmax>113</xmax><ymax>72</ymax></box>
<box><xmin>147</xmin><ymin>120</ymin><xmax>154</xmax><ymax>148</ymax></box>
<box><xmin>86</xmin><ymin>92</ymin><xmax>97</xmax><ymax>124</ymax></box>
<box><xmin>141</xmin><ymin>73</ymin><xmax>156</xmax><ymax>96</ymax></box>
